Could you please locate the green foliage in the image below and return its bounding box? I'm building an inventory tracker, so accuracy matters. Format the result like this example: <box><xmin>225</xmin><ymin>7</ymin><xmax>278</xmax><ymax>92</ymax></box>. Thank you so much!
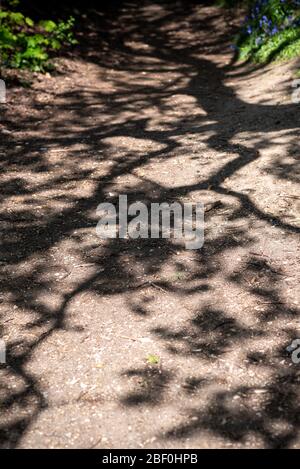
<box><xmin>238</xmin><ymin>27</ymin><xmax>300</xmax><ymax>62</ymax></box>
<box><xmin>0</xmin><ymin>3</ymin><xmax>77</xmax><ymax>72</ymax></box>
<box><xmin>236</xmin><ymin>0</ymin><xmax>300</xmax><ymax>63</ymax></box>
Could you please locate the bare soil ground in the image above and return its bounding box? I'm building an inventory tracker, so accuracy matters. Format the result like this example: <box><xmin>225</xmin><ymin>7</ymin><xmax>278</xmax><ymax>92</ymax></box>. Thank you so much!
<box><xmin>0</xmin><ymin>0</ymin><xmax>300</xmax><ymax>449</ymax></box>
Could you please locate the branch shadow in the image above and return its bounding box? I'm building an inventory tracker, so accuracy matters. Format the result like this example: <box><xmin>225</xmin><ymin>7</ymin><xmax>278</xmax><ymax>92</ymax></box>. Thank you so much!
<box><xmin>0</xmin><ymin>0</ymin><xmax>299</xmax><ymax>448</ymax></box>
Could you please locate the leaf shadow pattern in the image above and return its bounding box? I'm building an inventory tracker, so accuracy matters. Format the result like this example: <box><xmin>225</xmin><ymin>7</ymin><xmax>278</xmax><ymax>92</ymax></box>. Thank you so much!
<box><xmin>162</xmin><ymin>365</ymin><xmax>300</xmax><ymax>449</ymax></box>
<box><xmin>120</xmin><ymin>367</ymin><xmax>173</xmax><ymax>407</ymax></box>
<box><xmin>0</xmin><ymin>0</ymin><xmax>299</xmax><ymax>448</ymax></box>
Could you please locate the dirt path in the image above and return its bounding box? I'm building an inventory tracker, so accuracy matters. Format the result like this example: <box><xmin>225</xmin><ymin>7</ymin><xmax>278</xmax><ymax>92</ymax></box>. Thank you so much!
<box><xmin>1</xmin><ymin>1</ymin><xmax>300</xmax><ymax>449</ymax></box>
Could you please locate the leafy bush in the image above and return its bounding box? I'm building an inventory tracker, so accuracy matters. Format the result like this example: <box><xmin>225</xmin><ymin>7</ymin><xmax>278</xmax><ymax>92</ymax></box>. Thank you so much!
<box><xmin>236</xmin><ymin>0</ymin><xmax>300</xmax><ymax>62</ymax></box>
<box><xmin>0</xmin><ymin>1</ymin><xmax>76</xmax><ymax>71</ymax></box>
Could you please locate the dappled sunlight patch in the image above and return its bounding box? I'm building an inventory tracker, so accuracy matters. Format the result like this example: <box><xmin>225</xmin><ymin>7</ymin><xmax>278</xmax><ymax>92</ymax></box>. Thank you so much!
<box><xmin>101</xmin><ymin>136</ymin><xmax>166</xmax><ymax>155</ymax></box>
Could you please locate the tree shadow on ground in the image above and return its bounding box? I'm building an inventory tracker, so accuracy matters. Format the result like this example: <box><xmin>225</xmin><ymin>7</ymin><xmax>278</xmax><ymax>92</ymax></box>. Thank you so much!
<box><xmin>0</xmin><ymin>0</ymin><xmax>299</xmax><ymax>448</ymax></box>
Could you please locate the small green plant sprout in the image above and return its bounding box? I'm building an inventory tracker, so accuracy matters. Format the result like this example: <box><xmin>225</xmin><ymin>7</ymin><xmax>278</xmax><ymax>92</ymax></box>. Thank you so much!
<box><xmin>146</xmin><ymin>354</ymin><xmax>160</xmax><ymax>365</ymax></box>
